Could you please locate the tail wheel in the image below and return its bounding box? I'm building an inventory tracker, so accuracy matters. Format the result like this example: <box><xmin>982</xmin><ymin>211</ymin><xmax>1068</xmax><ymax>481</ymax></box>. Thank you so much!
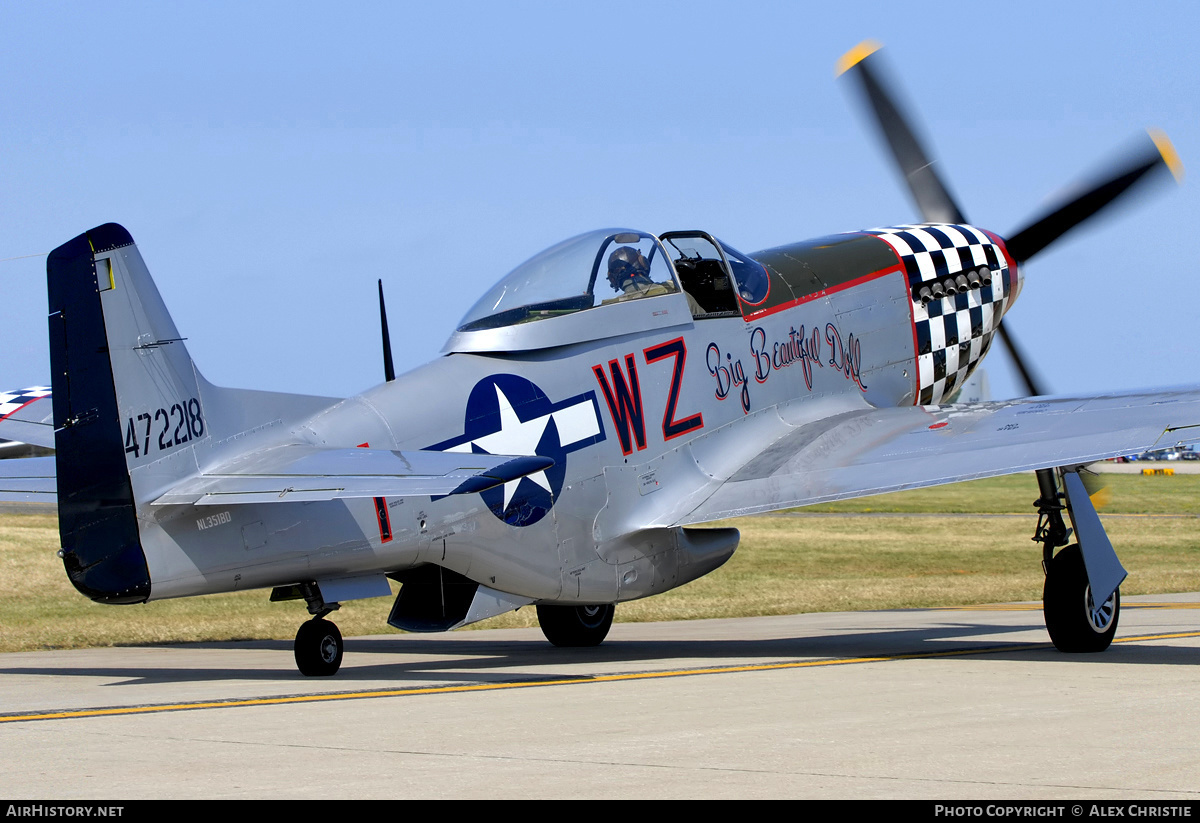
<box><xmin>536</xmin><ymin>603</ymin><xmax>615</xmax><ymax>647</ymax></box>
<box><xmin>294</xmin><ymin>618</ymin><xmax>344</xmax><ymax>676</ymax></box>
<box><xmin>1043</xmin><ymin>544</ymin><xmax>1120</xmax><ymax>653</ymax></box>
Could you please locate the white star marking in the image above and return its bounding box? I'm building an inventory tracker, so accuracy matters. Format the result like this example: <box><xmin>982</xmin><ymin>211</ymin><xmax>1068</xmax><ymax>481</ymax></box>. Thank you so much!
<box><xmin>445</xmin><ymin>384</ymin><xmax>600</xmax><ymax>511</ymax></box>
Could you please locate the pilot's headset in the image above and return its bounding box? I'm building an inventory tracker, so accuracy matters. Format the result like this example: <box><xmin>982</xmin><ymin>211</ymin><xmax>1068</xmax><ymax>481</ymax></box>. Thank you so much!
<box><xmin>607</xmin><ymin>246</ymin><xmax>650</xmax><ymax>289</ymax></box>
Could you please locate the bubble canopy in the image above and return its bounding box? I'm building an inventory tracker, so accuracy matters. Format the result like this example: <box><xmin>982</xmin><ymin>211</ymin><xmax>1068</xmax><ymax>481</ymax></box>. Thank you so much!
<box><xmin>444</xmin><ymin>228</ymin><xmax>766</xmax><ymax>354</ymax></box>
<box><xmin>456</xmin><ymin>229</ymin><xmax>680</xmax><ymax>332</ymax></box>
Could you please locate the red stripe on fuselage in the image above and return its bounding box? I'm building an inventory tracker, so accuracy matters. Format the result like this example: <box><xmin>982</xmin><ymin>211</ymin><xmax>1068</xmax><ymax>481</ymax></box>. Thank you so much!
<box><xmin>740</xmin><ymin>263</ymin><xmax>904</xmax><ymax>323</ymax></box>
<box><xmin>741</xmin><ymin>253</ymin><xmax>916</xmax><ymax>401</ymax></box>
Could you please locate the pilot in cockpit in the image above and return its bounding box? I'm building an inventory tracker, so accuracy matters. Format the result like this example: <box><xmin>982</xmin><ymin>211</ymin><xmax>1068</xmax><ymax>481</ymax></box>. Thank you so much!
<box><xmin>606</xmin><ymin>246</ymin><xmax>663</xmax><ymax>297</ymax></box>
<box><xmin>607</xmin><ymin>245</ymin><xmax>705</xmax><ymax>316</ymax></box>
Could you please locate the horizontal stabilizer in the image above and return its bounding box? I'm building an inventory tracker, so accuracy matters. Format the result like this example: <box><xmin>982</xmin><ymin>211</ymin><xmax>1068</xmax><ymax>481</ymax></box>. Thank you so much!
<box><xmin>152</xmin><ymin>444</ymin><xmax>554</xmax><ymax>506</ymax></box>
<box><xmin>0</xmin><ymin>456</ymin><xmax>57</xmax><ymax>502</ymax></box>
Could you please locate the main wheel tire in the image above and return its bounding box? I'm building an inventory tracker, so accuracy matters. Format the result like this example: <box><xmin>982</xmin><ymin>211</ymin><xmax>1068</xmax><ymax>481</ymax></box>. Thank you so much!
<box><xmin>1043</xmin><ymin>544</ymin><xmax>1120</xmax><ymax>653</ymax></box>
<box><xmin>536</xmin><ymin>604</ymin><xmax>615</xmax><ymax>647</ymax></box>
<box><xmin>294</xmin><ymin>618</ymin><xmax>344</xmax><ymax>676</ymax></box>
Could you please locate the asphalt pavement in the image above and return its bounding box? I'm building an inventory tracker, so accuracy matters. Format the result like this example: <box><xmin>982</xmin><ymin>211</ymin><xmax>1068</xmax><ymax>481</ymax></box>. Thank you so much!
<box><xmin>2</xmin><ymin>594</ymin><xmax>1199</xmax><ymax>799</ymax></box>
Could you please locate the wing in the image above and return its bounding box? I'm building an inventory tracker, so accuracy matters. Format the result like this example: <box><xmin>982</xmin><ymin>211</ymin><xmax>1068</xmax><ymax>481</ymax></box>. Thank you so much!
<box><xmin>676</xmin><ymin>386</ymin><xmax>1200</xmax><ymax>525</ymax></box>
<box><xmin>151</xmin><ymin>444</ymin><xmax>553</xmax><ymax>506</ymax></box>
<box><xmin>0</xmin><ymin>387</ymin><xmax>54</xmax><ymax>450</ymax></box>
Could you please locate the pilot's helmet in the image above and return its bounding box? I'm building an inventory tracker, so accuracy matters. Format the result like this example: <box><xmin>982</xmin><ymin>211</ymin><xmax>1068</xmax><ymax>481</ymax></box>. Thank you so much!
<box><xmin>607</xmin><ymin>246</ymin><xmax>649</xmax><ymax>288</ymax></box>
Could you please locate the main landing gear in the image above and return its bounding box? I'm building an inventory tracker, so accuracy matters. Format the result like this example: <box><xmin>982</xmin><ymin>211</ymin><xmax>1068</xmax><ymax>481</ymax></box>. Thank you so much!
<box><xmin>279</xmin><ymin>582</ymin><xmax>345</xmax><ymax>676</ymax></box>
<box><xmin>295</xmin><ymin>617</ymin><xmax>344</xmax><ymax>676</ymax></box>
<box><xmin>1033</xmin><ymin>468</ymin><xmax>1125</xmax><ymax>653</ymax></box>
<box><xmin>536</xmin><ymin>603</ymin><xmax>615</xmax><ymax>647</ymax></box>
<box><xmin>1044</xmin><ymin>545</ymin><xmax>1119</xmax><ymax>652</ymax></box>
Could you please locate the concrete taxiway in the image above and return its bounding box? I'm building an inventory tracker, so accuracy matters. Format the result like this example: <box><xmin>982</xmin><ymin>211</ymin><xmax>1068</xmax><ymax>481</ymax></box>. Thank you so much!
<box><xmin>2</xmin><ymin>594</ymin><xmax>1199</xmax><ymax>799</ymax></box>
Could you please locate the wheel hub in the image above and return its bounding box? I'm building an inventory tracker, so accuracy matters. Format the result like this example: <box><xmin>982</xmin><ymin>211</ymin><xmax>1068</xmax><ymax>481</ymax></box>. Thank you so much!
<box><xmin>319</xmin><ymin>633</ymin><xmax>339</xmax><ymax>663</ymax></box>
<box><xmin>1085</xmin><ymin>586</ymin><xmax>1117</xmax><ymax>633</ymax></box>
<box><xmin>579</xmin><ymin>605</ymin><xmax>605</xmax><ymax>627</ymax></box>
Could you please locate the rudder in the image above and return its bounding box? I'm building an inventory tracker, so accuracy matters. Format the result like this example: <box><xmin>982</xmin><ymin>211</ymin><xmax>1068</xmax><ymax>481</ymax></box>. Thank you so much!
<box><xmin>48</xmin><ymin>223</ymin><xmax>207</xmax><ymax>603</ymax></box>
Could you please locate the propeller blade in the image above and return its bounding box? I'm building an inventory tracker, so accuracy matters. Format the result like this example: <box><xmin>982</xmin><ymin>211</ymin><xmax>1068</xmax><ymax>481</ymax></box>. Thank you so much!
<box><xmin>995</xmin><ymin>322</ymin><xmax>1046</xmax><ymax>398</ymax></box>
<box><xmin>1005</xmin><ymin>130</ymin><xmax>1184</xmax><ymax>262</ymax></box>
<box><xmin>1079</xmin><ymin>467</ymin><xmax>1111</xmax><ymax>510</ymax></box>
<box><xmin>837</xmin><ymin>41</ymin><xmax>967</xmax><ymax>225</ymax></box>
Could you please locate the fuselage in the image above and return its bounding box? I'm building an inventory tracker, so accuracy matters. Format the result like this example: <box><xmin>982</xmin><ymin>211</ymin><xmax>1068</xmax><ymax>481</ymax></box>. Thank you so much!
<box><xmin>103</xmin><ymin>223</ymin><xmax>1022</xmax><ymax>607</ymax></box>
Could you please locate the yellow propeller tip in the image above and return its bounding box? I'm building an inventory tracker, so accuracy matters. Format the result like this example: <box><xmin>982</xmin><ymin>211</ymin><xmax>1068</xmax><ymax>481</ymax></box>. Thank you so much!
<box><xmin>836</xmin><ymin>40</ymin><xmax>882</xmax><ymax>77</ymax></box>
<box><xmin>1149</xmin><ymin>128</ymin><xmax>1185</xmax><ymax>183</ymax></box>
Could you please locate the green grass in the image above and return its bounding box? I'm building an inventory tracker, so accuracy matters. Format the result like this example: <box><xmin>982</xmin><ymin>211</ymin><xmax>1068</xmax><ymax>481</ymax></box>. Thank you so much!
<box><xmin>1</xmin><ymin>473</ymin><xmax>1197</xmax><ymax>652</ymax></box>
<box><xmin>797</xmin><ymin>473</ymin><xmax>1200</xmax><ymax>514</ymax></box>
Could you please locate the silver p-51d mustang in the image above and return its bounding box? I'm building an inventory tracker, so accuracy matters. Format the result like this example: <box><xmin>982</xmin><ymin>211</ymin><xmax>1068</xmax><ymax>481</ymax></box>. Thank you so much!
<box><xmin>2</xmin><ymin>44</ymin><xmax>1196</xmax><ymax>675</ymax></box>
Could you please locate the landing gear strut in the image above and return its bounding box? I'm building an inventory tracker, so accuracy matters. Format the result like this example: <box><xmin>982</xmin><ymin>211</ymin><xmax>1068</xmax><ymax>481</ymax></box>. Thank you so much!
<box><xmin>1033</xmin><ymin>468</ymin><xmax>1122</xmax><ymax>653</ymax></box>
<box><xmin>537</xmin><ymin>603</ymin><xmax>615</xmax><ymax>647</ymax></box>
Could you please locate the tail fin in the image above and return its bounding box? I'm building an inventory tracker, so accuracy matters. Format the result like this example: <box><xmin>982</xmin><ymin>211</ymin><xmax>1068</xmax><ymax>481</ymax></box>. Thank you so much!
<box><xmin>49</xmin><ymin>224</ymin><xmax>342</xmax><ymax>603</ymax></box>
<box><xmin>49</xmin><ymin>224</ymin><xmax>209</xmax><ymax>602</ymax></box>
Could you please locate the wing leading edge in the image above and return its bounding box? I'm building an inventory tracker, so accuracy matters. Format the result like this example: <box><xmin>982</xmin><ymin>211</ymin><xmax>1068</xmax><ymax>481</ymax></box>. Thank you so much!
<box><xmin>676</xmin><ymin>387</ymin><xmax>1200</xmax><ymax>525</ymax></box>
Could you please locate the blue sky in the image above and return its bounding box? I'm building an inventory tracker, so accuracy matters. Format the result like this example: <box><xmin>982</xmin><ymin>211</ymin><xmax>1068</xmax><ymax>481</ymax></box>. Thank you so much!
<box><xmin>2</xmin><ymin>1</ymin><xmax>1197</xmax><ymax>401</ymax></box>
